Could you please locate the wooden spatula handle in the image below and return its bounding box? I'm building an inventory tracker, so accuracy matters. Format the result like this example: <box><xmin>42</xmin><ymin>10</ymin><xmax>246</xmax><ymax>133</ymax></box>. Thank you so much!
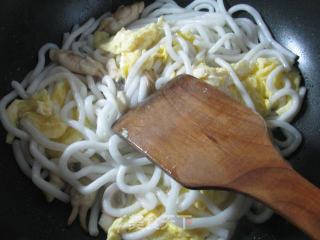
<box><xmin>226</xmin><ymin>159</ymin><xmax>320</xmax><ymax>239</ymax></box>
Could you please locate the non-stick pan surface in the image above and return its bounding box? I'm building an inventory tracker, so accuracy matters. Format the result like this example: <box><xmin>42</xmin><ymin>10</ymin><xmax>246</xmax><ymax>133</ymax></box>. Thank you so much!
<box><xmin>0</xmin><ymin>0</ymin><xmax>319</xmax><ymax>239</ymax></box>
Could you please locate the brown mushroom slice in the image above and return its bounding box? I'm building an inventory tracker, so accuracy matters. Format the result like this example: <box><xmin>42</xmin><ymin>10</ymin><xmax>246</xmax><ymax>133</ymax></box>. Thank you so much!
<box><xmin>98</xmin><ymin>2</ymin><xmax>144</xmax><ymax>35</ymax></box>
<box><xmin>49</xmin><ymin>49</ymin><xmax>107</xmax><ymax>78</ymax></box>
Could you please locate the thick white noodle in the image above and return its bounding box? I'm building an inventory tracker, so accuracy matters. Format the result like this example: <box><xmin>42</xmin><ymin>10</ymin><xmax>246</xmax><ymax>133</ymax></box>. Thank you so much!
<box><xmin>32</xmin><ymin>161</ymin><xmax>70</xmax><ymax>202</ymax></box>
<box><xmin>269</xmin><ymin>89</ymin><xmax>300</xmax><ymax>122</ymax></box>
<box><xmin>11</xmin><ymin>81</ymin><xmax>28</xmax><ymax>99</ymax></box>
<box><xmin>266</xmin><ymin>65</ymin><xmax>285</xmax><ymax>92</ymax></box>
<box><xmin>102</xmin><ymin>183</ymin><xmax>142</xmax><ymax>217</ymax></box>
<box><xmin>228</xmin><ymin>4</ymin><xmax>296</xmax><ymax>62</ymax></box>
<box><xmin>62</xmin><ymin>18</ymin><xmax>95</xmax><ymax>50</ymax></box>
<box><xmin>88</xmin><ymin>188</ymin><xmax>104</xmax><ymax>236</ymax></box>
<box><xmin>116</xmin><ymin>165</ymin><xmax>162</xmax><ymax>194</ymax></box>
<box><xmin>177</xmin><ymin>190</ymin><xmax>198</xmax><ymax>212</ymax></box>
<box><xmin>267</xmin><ymin>120</ymin><xmax>302</xmax><ymax>156</ymax></box>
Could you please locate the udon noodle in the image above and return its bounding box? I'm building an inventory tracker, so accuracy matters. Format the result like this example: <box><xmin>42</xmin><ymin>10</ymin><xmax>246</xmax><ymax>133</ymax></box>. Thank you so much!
<box><xmin>0</xmin><ymin>0</ymin><xmax>305</xmax><ymax>239</ymax></box>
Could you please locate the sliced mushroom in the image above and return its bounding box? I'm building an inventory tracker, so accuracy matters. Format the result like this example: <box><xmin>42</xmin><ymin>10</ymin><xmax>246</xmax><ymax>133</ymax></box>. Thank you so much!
<box><xmin>49</xmin><ymin>49</ymin><xmax>107</xmax><ymax>79</ymax></box>
<box><xmin>98</xmin><ymin>2</ymin><xmax>144</xmax><ymax>35</ymax></box>
<box><xmin>67</xmin><ymin>178</ymin><xmax>97</xmax><ymax>231</ymax></box>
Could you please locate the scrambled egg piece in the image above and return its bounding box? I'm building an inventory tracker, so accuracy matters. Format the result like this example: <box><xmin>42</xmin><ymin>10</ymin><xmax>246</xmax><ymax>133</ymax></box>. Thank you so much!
<box><xmin>118</xmin><ymin>45</ymin><xmax>169</xmax><ymax>77</ymax></box>
<box><xmin>193</xmin><ymin>58</ymin><xmax>300</xmax><ymax>117</ymax></box>
<box><xmin>106</xmin><ymin>206</ymin><xmax>210</xmax><ymax>240</ymax></box>
<box><xmin>104</xmin><ymin>189</ymin><xmax>235</xmax><ymax>240</ymax></box>
<box><xmin>93</xmin><ymin>31</ymin><xmax>110</xmax><ymax>49</ymax></box>
<box><xmin>176</xmin><ymin>30</ymin><xmax>195</xmax><ymax>43</ymax></box>
<box><xmin>98</xmin><ymin>19</ymin><xmax>167</xmax><ymax>78</ymax></box>
<box><xmin>6</xmin><ymin>80</ymin><xmax>82</xmax><ymax>148</ymax></box>
<box><xmin>99</xmin><ymin>19</ymin><xmax>164</xmax><ymax>54</ymax></box>
<box><xmin>97</xmin><ymin>19</ymin><xmax>196</xmax><ymax>78</ymax></box>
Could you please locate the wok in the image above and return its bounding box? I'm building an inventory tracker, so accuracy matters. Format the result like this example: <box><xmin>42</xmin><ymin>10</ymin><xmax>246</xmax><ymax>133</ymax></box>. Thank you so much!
<box><xmin>0</xmin><ymin>0</ymin><xmax>319</xmax><ymax>239</ymax></box>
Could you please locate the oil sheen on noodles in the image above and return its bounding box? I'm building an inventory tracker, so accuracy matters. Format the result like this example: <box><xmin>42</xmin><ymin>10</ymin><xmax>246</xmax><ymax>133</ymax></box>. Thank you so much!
<box><xmin>0</xmin><ymin>0</ymin><xmax>305</xmax><ymax>239</ymax></box>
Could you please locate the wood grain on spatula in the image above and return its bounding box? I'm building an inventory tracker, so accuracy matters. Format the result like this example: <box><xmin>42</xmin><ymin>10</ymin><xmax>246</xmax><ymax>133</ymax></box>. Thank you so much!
<box><xmin>112</xmin><ymin>74</ymin><xmax>320</xmax><ymax>239</ymax></box>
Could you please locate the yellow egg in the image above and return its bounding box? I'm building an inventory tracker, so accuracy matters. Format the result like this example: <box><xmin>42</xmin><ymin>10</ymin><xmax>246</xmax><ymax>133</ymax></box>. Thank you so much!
<box><xmin>6</xmin><ymin>89</ymin><xmax>57</xmax><ymax>137</ymax></box>
<box><xmin>6</xmin><ymin>100</ymin><xmax>23</xmax><ymax>131</ymax></box>
<box><xmin>176</xmin><ymin>30</ymin><xmax>195</xmax><ymax>42</ymax></box>
<box><xmin>50</xmin><ymin>79</ymin><xmax>70</xmax><ymax>107</ymax></box>
<box><xmin>192</xmin><ymin>57</ymin><xmax>300</xmax><ymax>117</ymax></box>
<box><xmin>193</xmin><ymin>62</ymin><xmax>243</xmax><ymax>103</ymax></box>
<box><xmin>93</xmin><ymin>31</ymin><xmax>110</xmax><ymax>49</ymax></box>
<box><xmin>239</xmin><ymin>58</ymin><xmax>300</xmax><ymax>116</ymax></box>
<box><xmin>98</xmin><ymin>18</ymin><xmax>169</xmax><ymax>78</ymax></box>
<box><xmin>150</xmin><ymin>222</ymin><xmax>209</xmax><ymax>240</ymax></box>
<box><xmin>118</xmin><ymin>44</ymin><xmax>170</xmax><ymax>78</ymax></box>
<box><xmin>119</xmin><ymin>50</ymin><xmax>143</xmax><ymax>77</ymax></box>
<box><xmin>106</xmin><ymin>205</ymin><xmax>210</xmax><ymax>240</ymax></box>
<box><xmin>6</xmin><ymin>79</ymin><xmax>83</xmax><ymax>147</ymax></box>
<box><xmin>46</xmin><ymin>127</ymin><xmax>83</xmax><ymax>158</ymax></box>
<box><xmin>99</xmin><ymin>18</ymin><xmax>164</xmax><ymax>55</ymax></box>
<box><xmin>107</xmin><ymin>207</ymin><xmax>160</xmax><ymax>240</ymax></box>
<box><xmin>22</xmin><ymin>112</ymin><xmax>67</xmax><ymax>139</ymax></box>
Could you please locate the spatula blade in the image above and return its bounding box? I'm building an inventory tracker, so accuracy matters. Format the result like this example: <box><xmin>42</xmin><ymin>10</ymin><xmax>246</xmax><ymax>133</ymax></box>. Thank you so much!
<box><xmin>112</xmin><ymin>74</ymin><xmax>279</xmax><ymax>189</ymax></box>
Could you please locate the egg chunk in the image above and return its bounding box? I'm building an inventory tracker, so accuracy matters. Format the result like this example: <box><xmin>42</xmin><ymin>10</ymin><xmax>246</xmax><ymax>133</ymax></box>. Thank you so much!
<box><xmin>193</xmin><ymin>58</ymin><xmax>300</xmax><ymax>117</ymax></box>
<box><xmin>99</xmin><ymin>19</ymin><xmax>164</xmax><ymax>55</ymax></box>
<box><xmin>118</xmin><ymin>44</ymin><xmax>169</xmax><ymax>78</ymax></box>
<box><xmin>103</xmin><ymin>189</ymin><xmax>236</xmax><ymax>240</ymax></box>
<box><xmin>106</xmin><ymin>206</ymin><xmax>210</xmax><ymax>240</ymax></box>
<box><xmin>6</xmin><ymin>80</ymin><xmax>82</xmax><ymax>146</ymax></box>
<box><xmin>6</xmin><ymin>88</ymin><xmax>67</xmax><ymax>142</ymax></box>
<box><xmin>98</xmin><ymin>18</ymin><xmax>167</xmax><ymax>78</ymax></box>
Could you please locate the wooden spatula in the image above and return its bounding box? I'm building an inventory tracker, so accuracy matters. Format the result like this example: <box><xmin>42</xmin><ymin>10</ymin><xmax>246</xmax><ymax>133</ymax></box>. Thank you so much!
<box><xmin>112</xmin><ymin>74</ymin><xmax>320</xmax><ymax>239</ymax></box>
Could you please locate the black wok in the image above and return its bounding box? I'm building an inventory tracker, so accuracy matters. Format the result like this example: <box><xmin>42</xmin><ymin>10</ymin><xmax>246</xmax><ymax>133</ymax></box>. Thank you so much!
<box><xmin>0</xmin><ymin>0</ymin><xmax>319</xmax><ymax>239</ymax></box>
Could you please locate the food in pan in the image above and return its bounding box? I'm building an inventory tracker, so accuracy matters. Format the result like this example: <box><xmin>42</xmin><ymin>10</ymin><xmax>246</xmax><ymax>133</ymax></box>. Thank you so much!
<box><xmin>0</xmin><ymin>0</ymin><xmax>305</xmax><ymax>239</ymax></box>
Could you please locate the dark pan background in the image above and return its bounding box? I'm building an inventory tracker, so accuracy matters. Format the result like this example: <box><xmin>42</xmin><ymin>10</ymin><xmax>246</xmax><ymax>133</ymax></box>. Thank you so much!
<box><xmin>0</xmin><ymin>0</ymin><xmax>319</xmax><ymax>239</ymax></box>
